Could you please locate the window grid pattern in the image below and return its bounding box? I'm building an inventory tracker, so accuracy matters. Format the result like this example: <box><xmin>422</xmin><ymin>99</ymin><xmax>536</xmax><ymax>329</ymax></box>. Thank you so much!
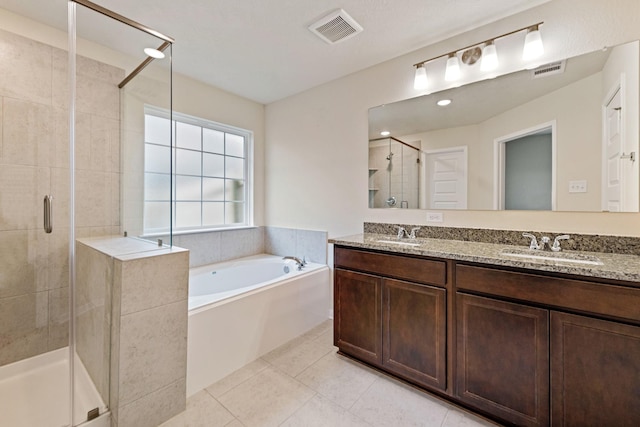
<box><xmin>143</xmin><ymin>110</ymin><xmax>250</xmax><ymax>233</ymax></box>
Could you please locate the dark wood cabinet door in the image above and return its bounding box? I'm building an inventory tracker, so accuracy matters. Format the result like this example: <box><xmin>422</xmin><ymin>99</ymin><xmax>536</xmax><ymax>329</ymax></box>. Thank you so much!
<box><xmin>456</xmin><ymin>293</ymin><xmax>549</xmax><ymax>427</ymax></box>
<box><xmin>334</xmin><ymin>268</ymin><xmax>382</xmax><ymax>365</ymax></box>
<box><xmin>551</xmin><ymin>311</ymin><xmax>640</xmax><ymax>427</ymax></box>
<box><xmin>382</xmin><ymin>278</ymin><xmax>446</xmax><ymax>391</ymax></box>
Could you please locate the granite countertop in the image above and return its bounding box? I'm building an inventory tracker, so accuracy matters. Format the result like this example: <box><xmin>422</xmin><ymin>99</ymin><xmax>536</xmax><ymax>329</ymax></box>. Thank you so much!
<box><xmin>329</xmin><ymin>233</ymin><xmax>640</xmax><ymax>283</ymax></box>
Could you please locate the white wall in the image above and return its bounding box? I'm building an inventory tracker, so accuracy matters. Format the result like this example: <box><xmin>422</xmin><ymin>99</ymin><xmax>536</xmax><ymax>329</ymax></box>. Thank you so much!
<box><xmin>265</xmin><ymin>0</ymin><xmax>640</xmax><ymax>238</ymax></box>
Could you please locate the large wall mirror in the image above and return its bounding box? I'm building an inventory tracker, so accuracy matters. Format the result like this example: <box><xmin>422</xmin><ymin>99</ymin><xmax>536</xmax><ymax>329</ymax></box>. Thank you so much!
<box><xmin>369</xmin><ymin>40</ymin><xmax>640</xmax><ymax>212</ymax></box>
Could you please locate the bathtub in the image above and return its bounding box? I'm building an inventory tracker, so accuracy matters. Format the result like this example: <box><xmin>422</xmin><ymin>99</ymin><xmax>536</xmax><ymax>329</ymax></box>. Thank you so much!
<box><xmin>186</xmin><ymin>254</ymin><xmax>331</xmax><ymax>396</ymax></box>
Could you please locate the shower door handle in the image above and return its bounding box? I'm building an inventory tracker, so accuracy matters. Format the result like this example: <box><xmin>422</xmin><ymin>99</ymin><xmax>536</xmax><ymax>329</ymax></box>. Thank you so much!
<box><xmin>44</xmin><ymin>195</ymin><xmax>53</xmax><ymax>234</ymax></box>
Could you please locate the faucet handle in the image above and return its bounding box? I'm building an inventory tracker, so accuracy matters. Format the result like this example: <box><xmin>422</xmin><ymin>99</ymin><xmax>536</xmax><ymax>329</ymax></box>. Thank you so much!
<box><xmin>396</xmin><ymin>226</ymin><xmax>407</xmax><ymax>239</ymax></box>
<box><xmin>522</xmin><ymin>233</ymin><xmax>540</xmax><ymax>250</ymax></box>
<box><xmin>551</xmin><ymin>235</ymin><xmax>570</xmax><ymax>252</ymax></box>
<box><xmin>409</xmin><ymin>227</ymin><xmax>421</xmax><ymax>239</ymax></box>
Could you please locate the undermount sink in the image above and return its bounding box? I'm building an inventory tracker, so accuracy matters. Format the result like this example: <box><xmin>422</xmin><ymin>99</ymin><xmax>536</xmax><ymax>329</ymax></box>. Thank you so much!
<box><xmin>376</xmin><ymin>239</ymin><xmax>421</xmax><ymax>247</ymax></box>
<box><xmin>500</xmin><ymin>248</ymin><xmax>603</xmax><ymax>266</ymax></box>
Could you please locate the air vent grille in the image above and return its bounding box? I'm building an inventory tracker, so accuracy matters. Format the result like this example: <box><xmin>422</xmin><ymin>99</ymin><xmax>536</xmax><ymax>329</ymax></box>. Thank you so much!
<box><xmin>531</xmin><ymin>60</ymin><xmax>566</xmax><ymax>78</ymax></box>
<box><xmin>309</xmin><ymin>9</ymin><xmax>363</xmax><ymax>44</ymax></box>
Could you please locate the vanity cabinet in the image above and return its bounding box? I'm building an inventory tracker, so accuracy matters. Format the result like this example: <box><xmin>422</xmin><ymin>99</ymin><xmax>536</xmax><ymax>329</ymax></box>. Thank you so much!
<box><xmin>334</xmin><ymin>247</ymin><xmax>447</xmax><ymax>391</ymax></box>
<box><xmin>456</xmin><ymin>293</ymin><xmax>549</xmax><ymax>427</ymax></box>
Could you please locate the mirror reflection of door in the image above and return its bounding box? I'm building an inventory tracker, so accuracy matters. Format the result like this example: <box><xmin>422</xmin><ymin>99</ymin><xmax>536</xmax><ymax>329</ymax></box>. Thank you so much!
<box><xmin>496</xmin><ymin>123</ymin><xmax>556</xmax><ymax>210</ymax></box>
<box><xmin>424</xmin><ymin>147</ymin><xmax>468</xmax><ymax>209</ymax></box>
<box><xmin>603</xmin><ymin>86</ymin><xmax>623</xmax><ymax>212</ymax></box>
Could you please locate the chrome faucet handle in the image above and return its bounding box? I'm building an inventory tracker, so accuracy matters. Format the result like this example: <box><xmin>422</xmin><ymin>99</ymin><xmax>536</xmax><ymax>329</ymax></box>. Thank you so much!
<box><xmin>408</xmin><ymin>227</ymin><xmax>421</xmax><ymax>239</ymax></box>
<box><xmin>396</xmin><ymin>226</ymin><xmax>407</xmax><ymax>239</ymax></box>
<box><xmin>551</xmin><ymin>235</ymin><xmax>570</xmax><ymax>252</ymax></box>
<box><xmin>522</xmin><ymin>233</ymin><xmax>540</xmax><ymax>250</ymax></box>
<box><xmin>540</xmin><ymin>236</ymin><xmax>551</xmax><ymax>251</ymax></box>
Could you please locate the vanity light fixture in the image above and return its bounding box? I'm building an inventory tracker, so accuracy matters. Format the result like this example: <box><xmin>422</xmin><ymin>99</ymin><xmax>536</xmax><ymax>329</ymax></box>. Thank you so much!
<box><xmin>380</xmin><ymin>131</ymin><xmax>391</xmax><ymax>136</ymax></box>
<box><xmin>412</xmin><ymin>22</ymin><xmax>544</xmax><ymax>89</ymax></box>
<box><xmin>437</xmin><ymin>99</ymin><xmax>452</xmax><ymax>106</ymax></box>
<box><xmin>522</xmin><ymin>25</ymin><xmax>544</xmax><ymax>60</ymax></box>
<box><xmin>480</xmin><ymin>40</ymin><xmax>498</xmax><ymax>71</ymax></box>
<box><xmin>144</xmin><ymin>47</ymin><xmax>165</xmax><ymax>59</ymax></box>
<box><xmin>413</xmin><ymin>63</ymin><xmax>428</xmax><ymax>90</ymax></box>
<box><xmin>445</xmin><ymin>53</ymin><xmax>461</xmax><ymax>81</ymax></box>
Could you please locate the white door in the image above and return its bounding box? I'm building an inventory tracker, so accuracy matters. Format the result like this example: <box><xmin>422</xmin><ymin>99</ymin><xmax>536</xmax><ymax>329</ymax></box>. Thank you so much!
<box><xmin>603</xmin><ymin>87</ymin><xmax>623</xmax><ymax>212</ymax></box>
<box><xmin>425</xmin><ymin>147</ymin><xmax>467</xmax><ymax>209</ymax></box>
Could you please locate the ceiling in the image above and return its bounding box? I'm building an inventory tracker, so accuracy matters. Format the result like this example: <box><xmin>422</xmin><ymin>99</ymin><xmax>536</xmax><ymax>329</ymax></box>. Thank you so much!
<box><xmin>0</xmin><ymin>0</ymin><xmax>551</xmax><ymax>104</ymax></box>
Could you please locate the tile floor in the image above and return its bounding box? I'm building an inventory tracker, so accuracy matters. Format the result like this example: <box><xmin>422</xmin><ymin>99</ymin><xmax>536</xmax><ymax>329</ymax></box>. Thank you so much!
<box><xmin>161</xmin><ymin>321</ymin><xmax>498</xmax><ymax>427</ymax></box>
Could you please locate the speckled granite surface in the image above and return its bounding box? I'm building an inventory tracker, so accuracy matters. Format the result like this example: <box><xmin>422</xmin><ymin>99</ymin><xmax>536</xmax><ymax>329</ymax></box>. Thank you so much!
<box><xmin>330</xmin><ymin>232</ymin><xmax>640</xmax><ymax>283</ymax></box>
<box><xmin>363</xmin><ymin>222</ymin><xmax>640</xmax><ymax>256</ymax></box>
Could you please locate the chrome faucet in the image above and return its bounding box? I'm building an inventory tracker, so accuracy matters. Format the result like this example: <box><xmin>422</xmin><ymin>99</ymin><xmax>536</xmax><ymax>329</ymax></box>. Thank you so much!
<box><xmin>551</xmin><ymin>235</ymin><xmax>570</xmax><ymax>252</ymax></box>
<box><xmin>408</xmin><ymin>227</ymin><xmax>421</xmax><ymax>239</ymax></box>
<box><xmin>283</xmin><ymin>256</ymin><xmax>305</xmax><ymax>270</ymax></box>
<box><xmin>523</xmin><ymin>233</ymin><xmax>540</xmax><ymax>250</ymax></box>
<box><xmin>396</xmin><ymin>226</ymin><xmax>407</xmax><ymax>239</ymax></box>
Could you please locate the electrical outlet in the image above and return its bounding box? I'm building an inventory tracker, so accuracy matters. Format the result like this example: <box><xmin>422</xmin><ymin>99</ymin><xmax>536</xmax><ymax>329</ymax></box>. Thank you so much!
<box><xmin>569</xmin><ymin>180</ymin><xmax>587</xmax><ymax>193</ymax></box>
<box><xmin>426</xmin><ymin>212</ymin><xmax>443</xmax><ymax>222</ymax></box>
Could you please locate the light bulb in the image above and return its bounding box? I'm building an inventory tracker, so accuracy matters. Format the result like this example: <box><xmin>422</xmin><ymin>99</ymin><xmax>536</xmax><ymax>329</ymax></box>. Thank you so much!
<box><xmin>144</xmin><ymin>47</ymin><xmax>165</xmax><ymax>59</ymax></box>
<box><xmin>481</xmin><ymin>42</ymin><xmax>498</xmax><ymax>72</ymax></box>
<box><xmin>522</xmin><ymin>26</ymin><xmax>544</xmax><ymax>60</ymax></box>
<box><xmin>445</xmin><ymin>54</ymin><xmax>461</xmax><ymax>81</ymax></box>
<box><xmin>413</xmin><ymin>64</ymin><xmax>428</xmax><ymax>90</ymax></box>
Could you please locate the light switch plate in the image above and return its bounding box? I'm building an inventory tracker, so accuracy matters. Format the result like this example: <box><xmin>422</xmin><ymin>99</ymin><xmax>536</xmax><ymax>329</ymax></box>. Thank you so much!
<box><xmin>426</xmin><ymin>212</ymin><xmax>444</xmax><ymax>222</ymax></box>
<box><xmin>569</xmin><ymin>180</ymin><xmax>587</xmax><ymax>193</ymax></box>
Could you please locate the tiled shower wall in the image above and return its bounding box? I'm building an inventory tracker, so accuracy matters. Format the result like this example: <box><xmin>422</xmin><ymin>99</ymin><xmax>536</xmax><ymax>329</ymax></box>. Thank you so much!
<box><xmin>0</xmin><ymin>29</ymin><xmax>122</xmax><ymax>366</ymax></box>
<box><xmin>171</xmin><ymin>226</ymin><xmax>328</xmax><ymax>268</ymax></box>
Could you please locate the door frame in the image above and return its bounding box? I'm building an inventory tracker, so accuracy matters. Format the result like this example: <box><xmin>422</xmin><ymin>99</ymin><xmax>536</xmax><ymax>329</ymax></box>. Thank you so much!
<box><xmin>601</xmin><ymin>74</ymin><xmax>625</xmax><ymax>212</ymax></box>
<box><xmin>493</xmin><ymin>120</ymin><xmax>557</xmax><ymax>210</ymax></box>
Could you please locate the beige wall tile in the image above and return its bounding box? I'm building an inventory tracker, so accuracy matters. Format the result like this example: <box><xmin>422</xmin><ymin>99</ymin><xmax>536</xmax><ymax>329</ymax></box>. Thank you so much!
<box><xmin>76</xmin><ymin>170</ymin><xmax>110</xmax><ymax>228</ymax></box>
<box><xmin>0</xmin><ymin>230</ymin><xmax>36</xmax><ymax>298</ymax></box>
<box><xmin>47</xmin><ymin>286</ymin><xmax>68</xmax><ymax>350</ymax></box>
<box><xmin>0</xmin><ymin>291</ymin><xmax>49</xmax><ymax>366</ymax></box>
<box><xmin>111</xmin><ymin>172</ymin><xmax>121</xmax><ymax>227</ymax></box>
<box><xmin>2</xmin><ymin>97</ymin><xmax>54</xmax><ymax>167</ymax></box>
<box><xmin>0</xmin><ymin>165</ymin><xmax>49</xmax><ymax>231</ymax></box>
<box><xmin>119</xmin><ymin>251</ymin><xmax>188</xmax><ymax>315</ymax></box>
<box><xmin>0</xmin><ymin>29</ymin><xmax>52</xmax><ymax>105</ymax></box>
<box><xmin>117</xmin><ymin>299</ymin><xmax>187</xmax><ymax>405</ymax></box>
<box><xmin>118</xmin><ymin>379</ymin><xmax>186</xmax><ymax>427</ymax></box>
<box><xmin>46</xmin><ymin>226</ymin><xmax>69</xmax><ymax>291</ymax></box>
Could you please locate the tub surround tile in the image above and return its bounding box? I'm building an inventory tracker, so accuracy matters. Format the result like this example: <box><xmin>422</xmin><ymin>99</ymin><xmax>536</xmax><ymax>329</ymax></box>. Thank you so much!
<box><xmin>266</xmin><ymin>226</ymin><xmax>328</xmax><ymax>264</ymax></box>
<box><xmin>219</xmin><ymin>227</ymin><xmax>264</xmax><ymax>262</ymax></box>
<box><xmin>217</xmin><ymin>366</ymin><xmax>315</xmax><ymax>427</ymax></box>
<box><xmin>265</xmin><ymin>227</ymin><xmax>296</xmax><ymax>258</ymax></box>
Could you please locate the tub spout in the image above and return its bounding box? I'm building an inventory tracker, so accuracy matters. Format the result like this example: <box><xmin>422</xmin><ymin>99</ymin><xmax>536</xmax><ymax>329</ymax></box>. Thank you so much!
<box><xmin>283</xmin><ymin>256</ymin><xmax>305</xmax><ymax>270</ymax></box>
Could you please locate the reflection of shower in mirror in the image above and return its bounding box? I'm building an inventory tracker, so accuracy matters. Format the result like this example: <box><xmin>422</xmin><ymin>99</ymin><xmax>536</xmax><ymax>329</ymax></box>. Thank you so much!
<box><xmin>386</xmin><ymin>152</ymin><xmax>394</xmax><ymax>160</ymax></box>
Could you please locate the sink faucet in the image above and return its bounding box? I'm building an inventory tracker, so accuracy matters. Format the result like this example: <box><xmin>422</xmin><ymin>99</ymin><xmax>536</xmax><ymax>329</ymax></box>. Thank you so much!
<box><xmin>408</xmin><ymin>227</ymin><xmax>421</xmax><ymax>239</ymax></box>
<box><xmin>523</xmin><ymin>233</ymin><xmax>570</xmax><ymax>251</ymax></box>
<box><xmin>551</xmin><ymin>235</ymin><xmax>570</xmax><ymax>252</ymax></box>
<box><xmin>396</xmin><ymin>226</ymin><xmax>407</xmax><ymax>239</ymax></box>
<box><xmin>283</xmin><ymin>256</ymin><xmax>305</xmax><ymax>270</ymax></box>
<box><xmin>523</xmin><ymin>233</ymin><xmax>540</xmax><ymax>250</ymax></box>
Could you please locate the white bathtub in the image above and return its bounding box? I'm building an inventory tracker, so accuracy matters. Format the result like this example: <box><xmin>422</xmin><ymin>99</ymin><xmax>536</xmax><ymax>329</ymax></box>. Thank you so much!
<box><xmin>186</xmin><ymin>254</ymin><xmax>331</xmax><ymax>396</ymax></box>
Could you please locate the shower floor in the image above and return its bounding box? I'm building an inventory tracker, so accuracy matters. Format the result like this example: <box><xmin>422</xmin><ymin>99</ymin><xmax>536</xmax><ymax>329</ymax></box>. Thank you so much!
<box><xmin>0</xmin><ymin>348</ymin><xmax>108</xmax><ymax>427</ymax></box>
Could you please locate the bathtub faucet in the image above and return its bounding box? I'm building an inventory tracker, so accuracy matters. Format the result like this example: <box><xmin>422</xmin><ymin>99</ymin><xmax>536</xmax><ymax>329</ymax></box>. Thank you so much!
<box><xmin>283</xmin><ymin>256</ymin><xmax>306</xmax><ymax>270</ymax></box>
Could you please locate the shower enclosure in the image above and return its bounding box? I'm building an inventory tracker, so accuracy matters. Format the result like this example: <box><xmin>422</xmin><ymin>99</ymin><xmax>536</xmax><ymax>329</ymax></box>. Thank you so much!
<box><xmin>0</xmin><ymin>1</ymin><xmax>173</xmax><ymax>426</ymax></box>
<box><xmin>369</xmin><ymin>137</ymin><xmax>421</xmax><ymax>208</ymax></box>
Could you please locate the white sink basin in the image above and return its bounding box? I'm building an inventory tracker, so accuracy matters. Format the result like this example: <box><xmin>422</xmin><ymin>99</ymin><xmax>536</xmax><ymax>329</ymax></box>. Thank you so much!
<box><xmin>376</xmin><ymin>239</ymin><xmax>421</xmax><ymax>247</ymax></box>
<box><xmin>500</xmin><ymin>248</ymin><xmax>603</xmax><ymax>266</ymax></box>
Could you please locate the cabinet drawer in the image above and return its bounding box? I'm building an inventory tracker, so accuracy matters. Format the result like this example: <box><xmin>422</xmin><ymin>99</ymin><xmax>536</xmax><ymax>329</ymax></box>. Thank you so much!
<box><xmin>456</xmin><ymin>264</ymin><xmax>640</xmax><ymax>323</ymax></box>
<box><xmin>335</xmin><ymin>247</ymin><xmax>446</xmax><ymax>287</ymax></box>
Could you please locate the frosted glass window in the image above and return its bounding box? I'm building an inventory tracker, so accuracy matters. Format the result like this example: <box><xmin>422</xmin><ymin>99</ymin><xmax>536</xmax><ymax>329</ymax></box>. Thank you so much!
<box><xmin>145</xmin><ymin>173</ymin><xmax>171</xmax><ymax>200</ymax></box>
<box><xmin>226</xmin><ymin>157</ymin><xmax>244</xmax><ymax>180</ymax></box>
<box><xmin>226</xmin><ymin>133</ymin><xmax>245</xmax><ymax>158</ymax></box>
<box><xmin>203</xmin><ymin>178</ymin><xmax>225</xmax><ymax>201</ymax></box>
<box><xmin>225</xmin><ymin>202</ymin><xmax>245</xmax><ymax>224</ymax></box>
<box><xmin>144</xmin><ymin>109</ymin><xmax>252</xmax><ymax>234</ymax></box>
<box><xmin>203</xmin><ymin>128</ymin><xmax>224</xmax><ymax>153</ymax></box>
<box><xmin>176</xmin><ymin>122</ymin><xmax>201</xmax><ymax>150</ymax></box>
<box><xmin>145</xmin><ymin>115</ymin><xmax>171</xmax><ymax>146</ymax></box>
<box><xmin>144</xmin><ymin>202</ymin><xmax>170</xmax><ymax>230</ymax></box>
<box><xmin>176</xmin><ymin>202</ymin><xmax>201</xmax><ymax>228</ymax></box>
<box><xmin>203</xmin><ymin>153</ymin><xmax>224</xmax><ymax>177</ymax></box>
<box><xmin>225</xmin><ymin>179</ymin><xmax>245</xmax><ymax>201</ymax></box>
<box><xmin>176</xmin><ymin>148</ymin><xmax>201</xmax><ymax>176</ymax></box>
<box><xmin>145</xmin><ymin>144</ymin><xmax>171</xmax><ymax>174</ymax></box>
<box><xmin>176</xmin><ymin>175</ymin><xmax>201</xmax><ymax>201</ymax></box>
<box><xmin>203</xmin><ymin>202</ymin><xmax>224</xmax><ymax>226</ymax></box>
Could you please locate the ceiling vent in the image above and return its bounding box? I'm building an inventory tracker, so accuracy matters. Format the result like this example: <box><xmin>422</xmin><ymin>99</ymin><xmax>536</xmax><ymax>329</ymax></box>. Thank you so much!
<box><xmin>309</xmin><ymin>9</ymin><xmax>363</xmax><ymax>44</ymax></box>
<box><xmin>531</xmin><ymin>60</ymin><xmax>566</xmax><ymax>78</ymax></box>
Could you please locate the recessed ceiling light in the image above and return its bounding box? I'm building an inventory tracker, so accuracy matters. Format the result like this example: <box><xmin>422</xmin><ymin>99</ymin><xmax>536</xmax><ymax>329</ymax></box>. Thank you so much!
<box><xmin>144</xmin><ymin>47</ymin><xmax>165</xmax><ymax>59</ymax></box>
<box><xmin>380</xmin><ymin>131</ymin><xmax>390</xmax><ymax>136</ymax></box>
<box><xmin>437</xmin><ymin>99</ymin><xmax>452</xmax><ymax>106</ymax></box>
